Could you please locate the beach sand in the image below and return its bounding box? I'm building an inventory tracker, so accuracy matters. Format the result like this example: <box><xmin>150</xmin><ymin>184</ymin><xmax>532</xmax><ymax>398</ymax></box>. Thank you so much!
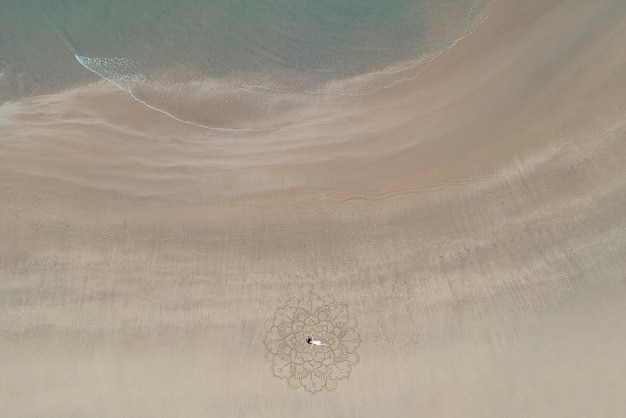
<box><xmin>1</xmin><ymin>0</ymin><xmax>626</xmax><ymax>416</ymax></box>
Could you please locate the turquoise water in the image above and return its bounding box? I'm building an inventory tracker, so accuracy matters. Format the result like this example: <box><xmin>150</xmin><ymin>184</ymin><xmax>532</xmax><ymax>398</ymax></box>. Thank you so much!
<box><xmin>1</xmin><ymin>0</ymin><xmax>488</xmax><ymax>101</ymax></box>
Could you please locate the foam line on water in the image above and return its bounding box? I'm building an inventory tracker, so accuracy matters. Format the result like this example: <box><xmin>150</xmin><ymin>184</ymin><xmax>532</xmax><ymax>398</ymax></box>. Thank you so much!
<box><xmin>48</xmin><ymin>16</ymin><xmax>259</xmax><ymax>132</ymax></box>
<box><xmin>74</xmin><ymin>54</ymin><xmax>261</xmax><ymax>132</ymax></box>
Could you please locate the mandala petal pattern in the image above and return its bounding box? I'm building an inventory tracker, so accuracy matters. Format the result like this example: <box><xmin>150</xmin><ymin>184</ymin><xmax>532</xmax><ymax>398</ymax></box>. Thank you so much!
<box><xmin>264</xmin><ymin>291</ymin><xmax>360</xmax><ymax>393</ymax></box>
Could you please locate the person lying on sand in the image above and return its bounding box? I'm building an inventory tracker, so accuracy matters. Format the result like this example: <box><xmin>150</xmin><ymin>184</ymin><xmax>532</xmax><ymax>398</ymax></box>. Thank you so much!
<box><xmin>306</xmin><ymin>337</ymin><xmax>327</xmax><ymax>348</ymax></box>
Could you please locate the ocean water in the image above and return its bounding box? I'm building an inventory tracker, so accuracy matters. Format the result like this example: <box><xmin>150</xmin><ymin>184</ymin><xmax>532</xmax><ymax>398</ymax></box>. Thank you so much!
<box><xmin>1</xmin><ymin>0</ymin><xmax>490</xmax><ymax>127</ymax></box>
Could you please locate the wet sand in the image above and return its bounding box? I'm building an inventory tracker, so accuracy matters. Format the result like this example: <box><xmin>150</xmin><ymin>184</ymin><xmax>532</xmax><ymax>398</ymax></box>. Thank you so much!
<box><xmin>1</xmin><ymin>0</ymin><xmax>626</xmax><ymax>416</ymax></box>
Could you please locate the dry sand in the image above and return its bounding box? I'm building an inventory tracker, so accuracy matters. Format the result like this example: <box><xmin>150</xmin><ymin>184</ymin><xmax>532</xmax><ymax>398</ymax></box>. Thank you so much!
<box><xmin>1</xmin><ymin>0</ymin><xmax>626</xmax><ymax>416</ymax></box>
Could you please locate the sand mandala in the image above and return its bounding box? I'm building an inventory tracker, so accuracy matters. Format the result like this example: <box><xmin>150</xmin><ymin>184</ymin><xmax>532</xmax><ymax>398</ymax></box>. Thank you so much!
<box><xmin>264</xmin><ymin>291</ymin><xmax>360</xmax><ymax>393</ymax></box>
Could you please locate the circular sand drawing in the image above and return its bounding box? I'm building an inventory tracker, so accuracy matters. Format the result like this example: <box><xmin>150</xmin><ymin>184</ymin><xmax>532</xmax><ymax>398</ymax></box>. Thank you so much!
<box><xmin>264</xmin><ymin>291</ymin><xmax>360</xmax><ymax>393</ymax></box>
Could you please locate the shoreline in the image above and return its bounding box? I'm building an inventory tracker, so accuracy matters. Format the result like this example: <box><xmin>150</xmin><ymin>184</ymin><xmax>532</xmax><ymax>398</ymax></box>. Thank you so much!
<box><xmin>1</xmin><ymin>1</ymin><xmax>493</xmax><ymax>131</ymax></box>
